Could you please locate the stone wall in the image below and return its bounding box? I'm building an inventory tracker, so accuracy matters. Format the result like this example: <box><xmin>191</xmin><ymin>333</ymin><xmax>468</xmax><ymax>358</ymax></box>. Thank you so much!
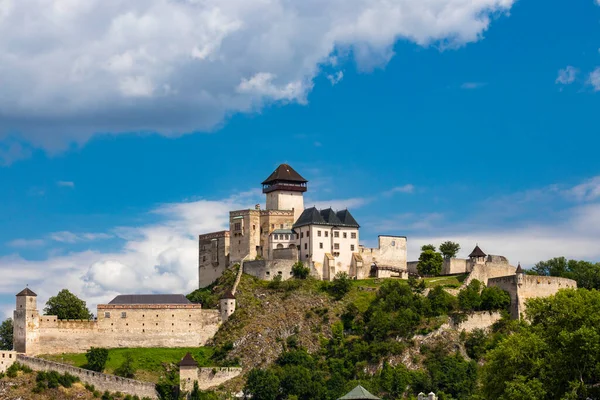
<box><xmin>197</xmin><ymin>367</ymin><xmax>243</xmax><ymax>390</ymax></box>
<box><xmin>17</xmin><ymin>355</ymin><xmax>157</xmax><ymax>399</ymax></box>
<box><xmin>198</xmin><ymin>231</ymin><xmax>230</xmax><ymax>288</ymax></box>
<box><xmin>451</xmin><ymin>311</ymin><xmax>502</xmax><ymax>333</ymax></box>
<box><xmin>243</xmin><ymin>259</ymin><xmax>296</xmax><ymax>281</ymax></box>
<box><xmin>407</xmin><ymin>261</ymin><xmax>419</xmax><ymax>274</ymax></box>
<box><xmin>0</xmin><ymin>351</ymin><xmax>16</xmax><ymax>372</ymax></box>
<box><xmin>441</xmin><ymin>258</ymin><xmax>469</xmax><ymax>275</ymax></box>
<box><xmin>359</xmin><ymin>236</ymin><xmax>407</xmax><ymax>274</ymax></box>
<box><xmin>462</xmin><ymin>262</ymin><xmax>516</xmax><ymax>287</ymax></box>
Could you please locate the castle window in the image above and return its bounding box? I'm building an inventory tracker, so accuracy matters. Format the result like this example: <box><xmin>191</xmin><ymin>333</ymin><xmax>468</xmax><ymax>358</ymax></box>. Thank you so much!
<box><xmin>156</xmin><ymin>315</ymin><xmax>159</xmax><ymax>317</ymax></box>
<box><xmin>351</xmin><ymin>245</ymin><xmax>355</xmax><ymax>251</ymax></box>
<box><xmin>143</xmin><ymin>329</ymin><xmax>145</xmax><ymax>333</ymax></box>
<box><xmin>253</xmin><ymin>225</ymin><xmax>256</xmax><ymax>230</ymax></box>
<box><xmin>317</xmin><ymin>230</ymin><xmax>321</xmax><ymax>237</ymax></box>
<box><xmin>333</xmin><ymin>252</ymin><xmax>340</xmax><ymax>257</ymax></box>
<box><xmin>104</xmin><ymin>312</ymin><xmax>110</xmax><ymax>318</ymax></box>
<box><xmin>121</xmin><ymin>312</ymin><xmax>127</xmax><ymax>318</ymax></box>
<box><xmin>325</xmin><ymin>231</ymin><xmax>329</xmax><ymax>238</ymax></box>
<box><xmin>334</xmin><ymin>232</ymin><xmax>339</xmax><ymax>238</ymax></box>
<box><xmin>391</xmin><ymin>241</ymin><xmax>395</xmax><ymax>246</ymax></box>
<box><xmin>343</xmin><ymin>232</ymin><xmax>347</xmax><ymax>239</ymax></box>
<box><xmin>319</xmin><ymin>242</ymin><xmax>323</xmax><ymax>249</ymax></box>
<box><xmin>271</xmin><ymin>224</ymin><xmax>274</xmax><ymax>229</ymax></box>
<box><xmin>266</xmin><ymin>271</ymin><xmax>270</xmax><ymax>276</ymax></box>
<box><xmin>203</xmin><ymin>256</ymin><xmax>206</xmax><ymax>262</ymax></box>
<box><xmin>305</xmin><ymin>254</ymin><xmax>309</xmax><ymax>258</ymax></box>
<box><xmin>351</xmin><ymin>233</ymin><xmax>357</xmax><ymax>239</ymax></box>
<box><xmin>280</xmin><ymin>224</ymin><xmax>283</xmax><ymax>229</ymax></box>
<box><xmin>234</xmin><ymin>222</ymin><xmax>241</xmax><ymax>231</ymax></box>
<box><xmin>306</xmin><ymin>231</ymin><xmax>309</xmax><ymax>237</ymax></box>
<box><xmin>126</xmin><ymin>323</ymin><xmax>128</xmax><ymax>326</ymax></box>
<box><xmin>301</xmin><ymin>232</ymin><xmax>304</xmax><ymax>238</ymax></box>
<box><xmin>304</xmin><ymin>243</ymin><xmax>307</xmax><ymax>250</ymax></box>
<box><xmin>334</xmin><ymin>243</ymin><xmax>340</xmax><ymax>250</ymax></box>
<box><xmin>285</xmin><ymin>234</ymin><xmax>289</xmax><ymax>240</ymax></box>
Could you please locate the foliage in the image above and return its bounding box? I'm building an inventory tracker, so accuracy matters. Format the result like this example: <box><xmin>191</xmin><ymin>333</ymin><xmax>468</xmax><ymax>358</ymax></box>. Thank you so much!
<box><xmin>427</xmin><ymin>286</ymin><xmax>458</xmax><ymax>316</ymax></box>
<box><xmin>86</xmin><ymin>347</ymin><xmax>110</xmax><ymax>372</ymax></box>
<box><xmin>532</xmin><ymin>256</ymin><xmax>600</xmax><ymax>289</ymax></box>
<box><xmin>244</xmin><ymin>369</ymin><xmax>281</xmax><ymax>400</ymax></box>
<box><xmin>439</xmin><ymin>241</ymin><xmax>461</xmax><ymax>259</ymax></box>
<box><xmin>327</xmin><ymin>272</ymin><xmax>352</xmax><ymax>300</ymax></box>
<box><xmin>187</xmin><ymin>288</ymin><xmax>219</xmax><ymax>309</ymax></box>
<box><xmin>421</xmin><ymin>244</ymin><xmax>436</xmax><ymax>252</ymax></box>
<box><xmin>114</xmin><ymin>353</ymin><xmax>136</xmax><ymax>379</ymax></box>
<box><xmin>0</xmin><ymin>318</ymin><xmax>13</xmax><ymax>350</ymax></box>
<box><xmin>156</xmin><ymin>366</ymin><xmax>179</xmax><ymax>400</ymax></box>
<box><xmin>268</xmin><ymin>274</ymin><xmax>283</xmax><ymax>289</ymax></box>
<box><xmin>417</xmin><ymin>249</ymin><xmax>443</xmax><ymax>276</ymax></box>
<box><xmin>33</xmin><ymin>370</ymin><xmax>80</xmax><ymax>393</ymax></box>
<box><xmin>44</xmin><ymin>289</ymin><xmax>93</xmax><ymax>320</ymax></box>
<box><xmin>291</xmin><ymin>261</ymin><xmax>310</xmax><ymax>279</ymax></box>
<box><xmin>421</xmin><ymin>344</ymin><xmax>478</xmax><ymax>398</ymax></box>
<box><xmin>482</xmin><ymin>289</ymin><xmax>600</xmax><ymax>399</ymax></box>
<box><xmin>6</xmin><ymin>362</ymin><xmax>32</xmax><ymax>378</ymax></box>
<box><xmin>480</xmin><ymin>286</ymin><xmax>511</xmax><ymax>311</ymax></box>
<box><xmin>458</xmin><ymin>280</ymin><xmax>482</xmax><ymax>311</ymax></box>
<box><xmin>408</xmin><ymin>276</ymin><xmax>426</xmax><ymax>294</ymax></box>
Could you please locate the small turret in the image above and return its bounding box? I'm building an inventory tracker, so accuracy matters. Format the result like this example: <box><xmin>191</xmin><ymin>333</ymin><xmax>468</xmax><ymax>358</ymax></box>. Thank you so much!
<box><xmin>220</xmin><ymin>291</ymin><xmax>236</xmax><ymax>322</ymax></box>
<box><xmin>468</xmin><ymin>245</ymin><xmax>487</xmax><ymax>265</ymax></box>
<box><xmin>178</xmin><ymin>352</ymin><xmax>199</xmax><ymax>393</ymax></box>
<box><xmin>516</xmin><ymin>262</ymin><xmax>524</xmax><ymax>286</ymax></box>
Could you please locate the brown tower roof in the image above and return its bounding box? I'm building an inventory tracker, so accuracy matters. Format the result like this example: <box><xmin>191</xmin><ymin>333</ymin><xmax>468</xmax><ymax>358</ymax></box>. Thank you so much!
<box><xmin>516</xmin><ymin>263</ymin><xmax>523</xmax><ymax>274</ymax></box>
<box><xmin>16</xmin><ymin>288</ymin><xmax>37</xmax><ymax>297</ymax></box>
<box><xmin>262</xmin><ymin>164</ymin><xmax>307</xmax><ymax>185</ymax></box>
<box><xmin>179</xmin><ymin>352</ymin><xmax>199</xmax><ymax>367</ymax></box>
<box><xmin>468</xmin><ymin>245</ymin><xmax>487</xmax><ymax>258</ymax></box>
<box><xmin>221</xmin><ymin>291</ymin><xmax>236</xmax><ymax>300</ymax></box>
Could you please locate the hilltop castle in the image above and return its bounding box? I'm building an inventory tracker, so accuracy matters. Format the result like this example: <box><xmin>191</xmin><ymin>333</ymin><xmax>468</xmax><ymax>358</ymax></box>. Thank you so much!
<box><xmin>198</xmin><ymin>164</ymin><xmax>408</xmax><ymax>287</ymax></box>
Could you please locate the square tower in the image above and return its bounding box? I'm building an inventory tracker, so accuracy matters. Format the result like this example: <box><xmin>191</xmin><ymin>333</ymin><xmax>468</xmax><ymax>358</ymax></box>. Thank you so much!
<box><xmin>262</xmin><ymin>164</ymin><xmax>307</xmax><ymax>222</ymax></box>
<box><xmin>13</xmin><ymin>287</ymin><xmax>40</xmax><ymax>354</ymax></box>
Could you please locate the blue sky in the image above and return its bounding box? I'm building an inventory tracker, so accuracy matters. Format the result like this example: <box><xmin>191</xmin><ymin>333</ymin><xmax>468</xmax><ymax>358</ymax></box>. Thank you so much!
<box><xmin>1</xmin><ymin>0</ymin><xmax>600</xmax><ymax>316</ymax></box>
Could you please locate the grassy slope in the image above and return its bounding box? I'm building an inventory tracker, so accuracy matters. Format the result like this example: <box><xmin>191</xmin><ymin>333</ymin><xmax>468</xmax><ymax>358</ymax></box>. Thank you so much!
<box><xmin>39</xmin><ymin>347</ymin><xmax>213</xmax><ymax>383</ymax></box>
<box><xmin>424</xmin><ymin>274</ymin><xmax>468</xmax><ymax>288</ymax></box>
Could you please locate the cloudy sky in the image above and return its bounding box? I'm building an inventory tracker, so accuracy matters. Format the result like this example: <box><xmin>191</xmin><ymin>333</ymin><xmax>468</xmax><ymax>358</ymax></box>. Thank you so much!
<box><xmin>1</xmin><ymin>0</ymin><xmax>600</xmax><ymax>317</ymax></box>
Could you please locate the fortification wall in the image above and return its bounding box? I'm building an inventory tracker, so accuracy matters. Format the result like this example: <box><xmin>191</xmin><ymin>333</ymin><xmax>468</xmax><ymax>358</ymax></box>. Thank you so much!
<box><xmin>359</xmin><ymin>237</ymin><xmax>407</xmax><ymax>272</ymax></box>
<box><xmin>17</xmin><ymin>355</ymin><xmax>157</xmax><ymax>399</ymax></box>
<box><xmin>199</xmin><ymin>231</ymin><xmax>230</xmax><ymax>288</ymax></box>
<box><xmin>452</xmin><ymin>311</ymin><xmax>502</xmax><ymax>333</ymax></box>
<box><xmin>407</xmin><ymin>261</ymin><xmax>419</xmax><ymax>274</ymax></box>
<box><xmin>272</xmin><ymin>247</ymin><xmax>298</xmax><ymax>260</ymax></box>
<box><xmin>0</xmin><ymin>351</ymin><xmax>16</xmax><ymax>373</ymax></box>
<box><xmin>244</xmin><ymin>259</ymin><xmax>296</xmax><ymax>281</ymax></box>
<box><xmin>442</xmin><ymin>258</ymin><xmax>469</xmax><ymax>275</ymax></box>
<box><xmin>463</xmin><ymin>262</ymin><xmax>516</xmax><ymax>287</ymax></box>
<box><xmin>29</xmin><ymin>308</ymin><xmax>221</xmax><ymax>355</ymax></box>
<box><xmin>197</xmin><ymin>367</ymin><xmax>243</xmax><ymax>390</ymax></box>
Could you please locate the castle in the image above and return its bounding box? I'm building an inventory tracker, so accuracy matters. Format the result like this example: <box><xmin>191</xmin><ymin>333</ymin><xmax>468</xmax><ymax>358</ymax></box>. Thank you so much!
<box><xmin>198</xmin><ymin>164</ymin><xmax>408</xmax><ymax>287</ymax></box>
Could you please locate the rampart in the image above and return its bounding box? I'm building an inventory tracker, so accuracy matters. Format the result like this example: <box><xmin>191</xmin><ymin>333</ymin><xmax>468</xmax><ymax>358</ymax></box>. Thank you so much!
<box><xmin>243</xmin><ymin>259</ymin><xmax>297</xmax><ymax>280</ymax></box>
<box><xmin>197</xmin><ymin>367</ymin><xmax>243</xmax><ymax>390</ymax></box>
<box><xmin>17</xmin><ymin>355</ymin><xmax>158</xmax><ymax>399</ymax></box>
<box><xmin>462</xmin><ymin>261</ymin><xmax>516</xmax><ymax>287</ymax></box>
<box><xmin>451</xmin><ymin>311</ymin><xmax>502</xmax><ymax>333</ymax></box>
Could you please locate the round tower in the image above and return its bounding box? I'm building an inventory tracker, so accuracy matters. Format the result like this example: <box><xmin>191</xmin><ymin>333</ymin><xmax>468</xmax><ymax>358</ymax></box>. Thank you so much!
<box><xmin>13</xmin><ymin>287</ymin><xmax>40</xmax><ymax>354</ymax></box>
<box><xmin>220</xmin><ymin>291</ymin><xmax>236</xmax><ymax>322</ymax></box>
<box><xmin>516</xmin><ymin>262</ymin><xmax>524</xmax><ymax>286</ymax></box>
<box><xmin>262</xmin><ymin>164</ymin><xmax>307</xmax><ymax>222</ymax></box>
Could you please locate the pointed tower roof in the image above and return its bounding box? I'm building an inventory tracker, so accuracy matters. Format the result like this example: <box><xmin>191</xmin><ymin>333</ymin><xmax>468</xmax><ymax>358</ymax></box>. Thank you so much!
<box><xmin>262</xmin><ymin>164</ymin><xmax>307</xmax><ymax>185</ymax></box>
<box><xmin>338</xmin><ymin>385</ymin><xmax>380</xmax><ymax>400</ymax></box>
<box><xmin>221</xmin><ymin>291</ymin><xmax>236</xmax><ymax>300</ymax></box>
<box><xmin>336</xmin><ymin>209</ymin><xmax>360</xmax><ymax>228</ymax></box>
<box><xmin>321</xmin><ymin>208</ymin><xmax>342</xmax><ymax>225</ymax></box>
<box><xmin>16</xmin><ymin>288</ymin><xmax>37</xmax><ymax>297</ymax></box>
<box><xmin>468</xmin><ymin>245</ymin><xmax>487</xmax><ymax>258</ymax></box>
<box><xmin>516</xmin><ymin>263</ymin><xmax>523</xmax><ymax>274</ymax></box>
<box><xmin>179</xmin><ymin>352</ymin><xmax>199</xmax><ymax>367</ymax></box>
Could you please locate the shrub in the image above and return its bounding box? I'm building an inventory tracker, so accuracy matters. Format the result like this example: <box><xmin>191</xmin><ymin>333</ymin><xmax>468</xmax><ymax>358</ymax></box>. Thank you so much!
<box><xmin>6</xmin><ymin>363</ymin><xmax>19</xmax><ymax>378</ymax></box>
<box><xmin>86</xmin><ymin>347</ymin><xmax>109</xmax><ymax>372</ymax></box>
<box><xmin>329</xmin><ymin>272</ymin><xmax>351</xmax><ymax>300</ymax></box>
<box><xmin>114</xmin><ymin>354</ymin><xmax>136</xmax><ymax>379</ymax></box>
<box><xmin>268</xmin><ymin>274</ymin><xmax>283</xmax><ymax>289</ymax></box>
<box><xmin>291</xmin><ymin>262</ymin><xmax>310</xmax><ymax>279</ymax></box>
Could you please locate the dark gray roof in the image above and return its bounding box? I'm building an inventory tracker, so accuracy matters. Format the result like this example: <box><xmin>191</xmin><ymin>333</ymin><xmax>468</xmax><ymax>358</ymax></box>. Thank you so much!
<box><xmin>179</xmin><ymin>352</ymin><xmax>198</xmax><ymax>367</ymax></box>
<box><xmin>516</xmin><ymin>263</ymin><xmax>523</xmax><ymax>274</ymax></box>
<box><xmin>468</xmin><ymin>245</ymin><xmax>487</xmax><ymax>258</ymax></box>
<box><xmin>16</xmin><ymin>288</ymin><xmax>37</xmax><ymax>297</ymax></box>
<box><xmin>294</xmin><ymin>207</ymin><xmax>360</xmax><ymax>228</ymax></box>
<box><xmin>338</xmin><ymin>385</ymin><xmax>380</xmax><ymax>400</ymax></box>
<box><xmin>262</xmin><ymin>164</ymin><xmax>307</xmax><ymax>184</ymax></box>
<box><xmin>271</xmin><ymin>229</ymin><xmax>295</xmax><ymax>235</ymax></box>
<box><xmin>108</xmin><ymin>294</ymin><xmax>191</xmax><ymax>305</ymax></box>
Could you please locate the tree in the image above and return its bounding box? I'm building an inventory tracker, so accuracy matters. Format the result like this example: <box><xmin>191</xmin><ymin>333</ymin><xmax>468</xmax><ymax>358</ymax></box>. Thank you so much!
<box><xmin>458</xmin><ymin>280</ymin><xmax>482</xmax><ymax>312</ymax></box>
<box><xmin>0</xmin><ymin>318</ymin><xmax>13</xmax><ymax>350</ymax></box>
<box><xmin>421</xmin><ymin>244</ymin><xmax>436</xmax><ymax>252</ymax></box>
<box><xmin>44</xmin><ymin>289</ymin><xmax>92</xmax><ymax>320</ymax></box>
<box><xmin>291</xmin><ymin>261</ymin><xmax>310</xmax><ymax>279</ymax></box>
<box><xmin>329</xmin><ymin>272</ymin><xmax>352</xmax><ymax>300</ymax></box>
<box><xmin>417</xmin><ymin>249</ymin><xmax>443</xmax><ymax>276</ymax></box>
<box><xmin>480</xmin><ymin>287</ymin><xmax>511</xmax><ymax>311</ymax></box>
<box><xmin>532</xmin><ymin>257</ymin><xmax>600</xmax><ymax>289</ymax></box>
<box><xmin>244</xmin><ymin>369</ymin><xmax>280</xmax><ymax>400</ymax></box>
<box><xmin>439</xmin><ymin>241</ymin><xmax>461</xmax><ymax>259</ymax></box>
<box><xmin>85</xmin><ymin>347</ymin><xmax>109</xmax><ymax>372</ymax></box>
<box><xmin>114</xmin><ymin>354</ymin><xmax>136</xmax><ymax>378</ymax></box>
<box><xmin>531</xmin><ymin>257</ymin><xmax>569</xmax><ymax>277</ymax></box>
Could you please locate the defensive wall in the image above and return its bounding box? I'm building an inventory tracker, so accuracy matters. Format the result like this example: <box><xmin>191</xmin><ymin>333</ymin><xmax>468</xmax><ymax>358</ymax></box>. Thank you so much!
<box><xmin>358</xmin><ymin>236</ymin><xmax>407</xmax><ymax>278</ymax></box>
<box><xmin>17</xmin><ymin>354</ymin><xmax>158</xmax><ymax>399</ymax></box>
<box><xmin>488</xmin><ymin>274</ymin><xmax>577</xmax><ymax>319</ymax></box>
<box><xmin>462</xmin><ymin>259</ymin><xmax>516</xmax><ymax>287</ymax></box>
<box><xmin>0</xmin><ymin>351</ymin><xmax>16</xmax><ymax>373</ymax></box>
<box><xmin>197</xmin><ymin>367</ymin><xmax>242</xmax><ymax>390</ymax></box>
<box><xmin>451</xmin><ymin>311</ymin><xmax>502</xmax><ymax>333</ymax></box>
<box><xmin>17</xmin><ymin>301</ymin><xmax>221</xmax><ymax>355</ymax></box>
<box><xmin>243</xmin><ymin>258</ymin><xmax>297</xmax><ymax>281</ymax></box>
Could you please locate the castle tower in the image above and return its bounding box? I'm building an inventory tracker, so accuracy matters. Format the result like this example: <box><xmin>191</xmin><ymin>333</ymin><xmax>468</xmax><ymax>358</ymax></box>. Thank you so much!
<box><xmin>219</xmin><ymin>291</ymin><xmax>236</xmax><ymax>322</ymax></box>
<box><xmin>262</xmin><ymin>164</ymin><xmax>307</xmax><ymax>222</ymax></box>
<box><xmin>468</xmin><ymin>245</ymin><xmax>487</xmax><ymax>265</ymax></box>
<box><xmin>516</xmin><ymin>262</ymin><xmax>524</xmax><ymax>286</ymax></box>
<box><xmin>13</xmin><ymin>287</ymin><xmax>40</xmax><ymax>354</ymax></box>
<box><xmin>178</xmin><ymin>352</ymin><xmax>199</xmax><ymax>393</ymax></box>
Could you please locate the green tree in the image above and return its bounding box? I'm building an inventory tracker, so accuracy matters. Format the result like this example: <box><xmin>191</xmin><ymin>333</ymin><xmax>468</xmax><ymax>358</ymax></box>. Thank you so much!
<box><xmin>244</xmin><ymin>369</ymin><xmax>280</xmax><ymax>400</ymax></box>
<box><xmin>417</xmin><ymin>249</ymin><xmax>443</xmax><ymax>276</ymax></box>
<box><xmin>532</xmin><ymin>257</ymin><xmax>569</xmax><ymax>277</ymax></box>
<box><xmin>421</xmin><ymin>244</ymin><xmax>436</xmax><ymax>252</ymax></box>
<box><xmin>291</xmin><ymin>261</ymin><xmax>310</xmax><ymax>279</ymax></box>
<box><xmin>458</xmin><ymin>280</ymin><xmax>482</xmax><ymax>311</ymax></box>
<box><xmin>480</xmin><ymin>286</ymin><xmax>511</xmax><ymax>311</ymax></box>
<box><xmin>44</xmin><ymin>289</ymin><xmax>92</xmax><ymax>320</ymax></box>
<box><xmin>85</xmin><ymin>347</ymin><xmax>109</xmax><ymax>372</ymax></box>
<box><xmin>329</xmin><ymin>272</ymin><xmax>352</xmax><ymax>300</ymax></box>
<box><xmin>427</xmin><ymin>286</ymin><xmax>457</xmax><ymax>316</ymax></box>
<box><xmin>532</xmin><ymin>257</ymin><xmax>600</xmax><ymax>289</ymax></box>
<box><xmin>439</xmin><ymin>241</ymin><xmax>461</xmax><ymax>259</ymax></box>
<box><xmin>0</xmin><ymin>318</ymin><xmax>13</xmax><ymax>350</ymax></box>
<box><xmin>114</xmin><ymin>354</ymin><xmax>136</xmax><ymax>379</ymax></box>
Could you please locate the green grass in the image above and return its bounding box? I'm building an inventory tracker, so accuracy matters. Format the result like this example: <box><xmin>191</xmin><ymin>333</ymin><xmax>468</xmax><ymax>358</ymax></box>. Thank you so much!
<box><xmin>39</xmin><ymin>347</ymin><xmax>214</xmax><ymax>383</ymax></box>
<box><xmin>423</xmin><ymin>274</ymin><xmax>468</xmax><ymax>288</ymax></box>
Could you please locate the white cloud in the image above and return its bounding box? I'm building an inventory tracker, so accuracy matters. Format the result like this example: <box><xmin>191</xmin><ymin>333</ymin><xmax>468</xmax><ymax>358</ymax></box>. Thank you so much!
<box><xmin>327</xmin><ymin>71</ymin><xmax>344</xmax><ymax>85</ymax></box>
<box><xmin>460</xmin><ymin>82</ymin><xmax>486</xmax><ymax>89</ymax></box>
<box><xmin>57</xmin><ymin>181</ymin><xmax>75</xmax><ymax>188</ymax></box>
<box><xmin>566</xmin><ymin>176</ymin><xmax>600</xmax><ymax>202</ymax></box>
<box><xmin>7</xmin><ymin>239</ymin><xmax>46</xmax><ymax>248</ymax></box>
<box><xmin>384</xmin><ymin>184</ymin><xmax>415</xmax><ymax>195</ymax></box>
<box><xmin>310</xmin><ymin>197</ymin><xmax>371</xmax><ymax>211</ymax></box>
<box><xmin>589</xmin><ymin>67</ymin><xmax>600</xmax><ymax>91</ymax></box>
<box><xmin>0</xmin><ymin>0</ymin><xmax>515</xmax><ymax>163</ymax></box>
<box><xmin>49</xmin><ymin>231</ymin><xmax>113</xmax><ymax>244</ymax></box>
<box><xmin>556</xmin><ymin>66</ymin><xmax>578</xmax><ymax>85</ymax></box>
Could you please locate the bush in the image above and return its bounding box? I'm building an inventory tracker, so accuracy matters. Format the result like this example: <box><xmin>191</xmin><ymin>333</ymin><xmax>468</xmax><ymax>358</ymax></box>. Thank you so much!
<box><xmin>6</xmin><ymin>363</ymin><xmax>19</xmax><ymax>378</ymax></box>
<box><xmin>291</xmin><ymin>262</ymin><xmax>310</xmax><ymax>279</ymax></box>
<box><xmin>268</xmin><ymin>274</ymin><xmax>283</xmax><ymax>289</ymax></box>
<box><xmin>86</xmin><ymin>347</ymin><xmax>109</xmax><ymax>372</ymax></box>
<box><xmin>328</xmin><ymin>272</ymin><xmax>352</xmax><ymax>300</ymax></box>
<box><xmin>480</xmin><ymin>287</ymin><xmax>511</xmax><ymax>311</ymax></box>
<box><xmin>114</xmin><ymin>354</ymin><xmax>136</xmax><ymax>379</ymax></box>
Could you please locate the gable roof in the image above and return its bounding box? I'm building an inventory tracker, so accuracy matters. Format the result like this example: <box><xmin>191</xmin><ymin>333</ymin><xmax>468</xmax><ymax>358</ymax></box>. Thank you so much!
<box><xmin>179</xmin><ymin>352</ymin><xmax>199</xmax><ymax>367</ymax></box>
<box><xmin>338</xmin><ymin>385</ymin><xmax>380</xmax><ymax>400</ymax></box>
<box><xmin>262</xmin><ymin>164</ymin><xmax>307</xmax><ymax>185</ymax></box>
<box><xmin>108</xmin><ymin>294</ymin><xmax>191</xmax><ymax>305</ymax></box>
<box><xmin>293</xmin><ymin>207</ymin><xmax>360</xmax><ymax>228</ymax></box>
<box><xmin>16</xmin><ymin>288</ymin><xmax>37</xmax><ymax>297</ymax></box>
<box><xmin>468</xmin><ymin>245</ymin><xmax>487</xmax><ymax>258</ymax></box>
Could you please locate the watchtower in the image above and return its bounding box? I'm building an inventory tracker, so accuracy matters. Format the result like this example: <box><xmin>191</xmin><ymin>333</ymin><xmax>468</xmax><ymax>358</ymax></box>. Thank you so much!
<box><xmin>468</xmin><ymin>245</ymin><xmax>487</xmax><ymax>265</ymax></box>
<box><xmin>219</xmin><ymin>291</ymin><xmax>236</xmax><ymax>322</ymax></box>
<box><xmin>13</xmin><ymin>287</ymin><xmax>40</xmax><ymax>354</ymax></box>
<box><xmin>262</xmin><ymin>164</ymin><xmax>307</xmax><ymax>221</ymax></box>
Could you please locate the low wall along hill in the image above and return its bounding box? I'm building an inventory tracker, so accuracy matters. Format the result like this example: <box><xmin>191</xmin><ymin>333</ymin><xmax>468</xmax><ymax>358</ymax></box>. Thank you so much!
<box><xmin>17</xmin><ymin>354</ymin><xmax>158</xmax><ymax>399</ymax></box>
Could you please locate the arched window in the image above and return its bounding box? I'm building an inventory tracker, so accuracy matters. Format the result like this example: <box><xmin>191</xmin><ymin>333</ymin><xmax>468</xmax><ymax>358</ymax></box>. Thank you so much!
<box><xmin>277</xmin><ymin>244</ymin><xmax>284</xmax><ymax>249</ymax></box>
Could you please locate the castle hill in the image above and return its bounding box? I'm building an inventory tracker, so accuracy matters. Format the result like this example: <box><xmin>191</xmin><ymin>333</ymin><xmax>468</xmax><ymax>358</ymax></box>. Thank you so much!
<box><xmin>2</xmin><ymin>1</ymin><xmax>600</xmax><ymax>398</ymax></box>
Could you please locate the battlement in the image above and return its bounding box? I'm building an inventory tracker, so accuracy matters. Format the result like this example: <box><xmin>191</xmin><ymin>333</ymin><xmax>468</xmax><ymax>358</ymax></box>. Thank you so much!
<box><xmin>199</xmin><ymin>231</ymin><xmax>230</xmax><ymax>240</ymax></box>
